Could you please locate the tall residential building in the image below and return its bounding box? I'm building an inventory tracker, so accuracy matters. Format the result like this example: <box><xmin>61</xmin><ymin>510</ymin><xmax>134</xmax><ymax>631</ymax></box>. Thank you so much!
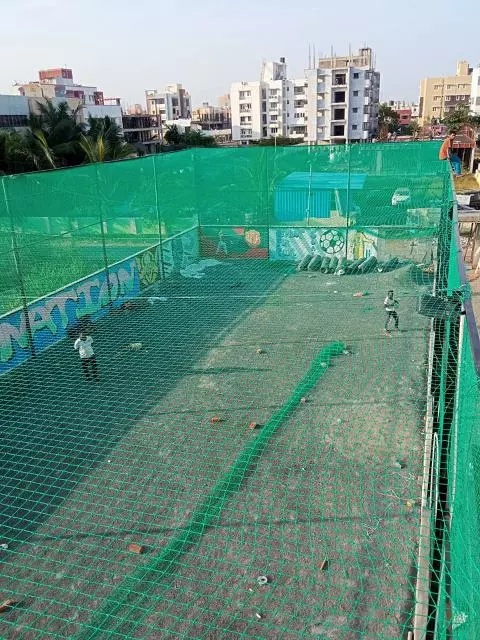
<box><xmin>145</xmin><ymin>84</ymin><xmax>192</xmax><ymax>123</ymax></box>
<box><xmin>16</xmin><ymin>68</ymin><xmax>104</xmax><ymax>105</ymax></box>
<box><xmin>231</xmin><ymin>48</ymin><xmax>380</xmax><ymax>144</ymax></box>
<box><xmin>419</xmin><ymin>61</ymin><xmax>473</xmax><ymax>124</ymax></box>
<box><xmin>471</xmin><ymin>65</ymin><xmax>480</xmax><ymax>116</ymax></box>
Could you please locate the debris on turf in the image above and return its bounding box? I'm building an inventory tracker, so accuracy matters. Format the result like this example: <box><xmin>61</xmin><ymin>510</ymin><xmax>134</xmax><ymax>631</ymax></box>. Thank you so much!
<box><xmin>0</xmin><ymin>599</ymin><xmax>19</xmax><ymax>613</ymax></box>
<box><xmin>248</xmin><ymin>422</ymin><xmax>260</xmax><ymax>430</ymax></box>
<box><xmin>255</xmin><ymin>612</ymin><xmax>263</xmax><ymax>620</ymax></box>
<box><xmin>256</xmin><ymin>348</ymin><xmax>266</xmax><ymax>354</ymax></box>
<box><xmin>0</xmin><ymin>544</ymin><xmax>8</xmax><ymax>550</ymax></box>
<box><xmin>406</xmin><ymin>500</ymin><xmax>414</xmax><ymax>511</ymax></box>
<box><xmin>319</xmin><ymin>559</ymin><xmax>329</xmax><ymax>571</ymax></box>
<box><xmin>300</xmin><ymin>397</ymin><xmax>308</xmax><ymax>404</ymax></box>
<box><xmin>210</xmin><ymin>417</ymin><xmax>223</xmax><ymax>423</ymax></box>
<box><xmin>127</xmin><ymin>342</ymin><xmax>144</xmax><ymax>351</ymax></box>
<box><xmin>257</xmin><ymin>575</ymin><xmax>269</xmax><ymax>585</ymax></box>
<box><xmin>353</xmin><ymin>291</ymin><xmax>367</xmax><ymax>298</ymax></box>
<box><xmin>127</xmin><ymin>543</ymin><xmax>146</xmax><ymax>554</ymax></box>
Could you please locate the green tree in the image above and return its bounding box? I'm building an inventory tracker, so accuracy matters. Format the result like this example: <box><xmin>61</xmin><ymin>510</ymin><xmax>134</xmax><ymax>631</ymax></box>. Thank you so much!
<box><xmin>378</xmin><ymin>103</ymin><xmax>399</xmax><ymax>136</ymax></box>
<box><xmin>0</xmin><ymin>130</ymin><xmax>37</xmax><ymax>175</ymax></box>
<box><xmin>27</xmin><ymin>99</ymin><xmax>85</xmax><ymax>169</ymax></box>
<box><xmin>183</xmin><ymin>129</ymin><xmax>216</xmax><ymax>147</ymax></box>
<box><xmin>442</xmin><ymin>104</ymin><xmax>480</xmax><ymax>130</ymax></box>
<box><xmin>164</xmin><ymin>124</ymin><xmax>182</xmax><ymax>145</ymax></box>
<box><xmin>80</xmin><ymin>115</ymin><xmax>135</xmax><ymax>162</ymax></box>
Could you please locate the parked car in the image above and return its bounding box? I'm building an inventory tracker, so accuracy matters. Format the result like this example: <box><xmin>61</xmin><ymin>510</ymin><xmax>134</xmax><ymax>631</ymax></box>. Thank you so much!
<box><xmin>392</xmin><ymin>188</ymin><xmax>412</xmax><ymax>207</ymax></box>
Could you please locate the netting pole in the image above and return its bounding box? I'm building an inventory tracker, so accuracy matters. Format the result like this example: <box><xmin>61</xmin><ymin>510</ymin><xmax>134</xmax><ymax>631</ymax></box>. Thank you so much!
<box><xmin>345</xmin><ymin>143</ymin><xmax>352</xmax><ymax>259</ymax></box>
<box><xmin>152</xmin><ymin>155</ymin><xmax>165</xmax><ymax>279</ymax></box>
<box><xmin>95</xmin><ymin>165</ymin><xmax>113</xmax><ymax>307</ymax></box>
<box><xmin>1</xmin><ymin>176</ymin><xmax>36</xmax><ymax>357</ymax></box>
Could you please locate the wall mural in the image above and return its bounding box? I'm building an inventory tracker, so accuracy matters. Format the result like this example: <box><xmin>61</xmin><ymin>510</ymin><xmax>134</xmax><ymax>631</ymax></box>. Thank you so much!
<box><xmin>0</xmin><ymin>228</ymin><xmax>201</xmax><ymax>375</ymax></box>
<box><xmin>200</xmin><ymin>226</ymin><xmax>268</xmax><ymax>259</ymax></box>
<box><xmin>268</xmin><ymin>228</ymin><xmax>377</xmax><ymax>261</ymax></box>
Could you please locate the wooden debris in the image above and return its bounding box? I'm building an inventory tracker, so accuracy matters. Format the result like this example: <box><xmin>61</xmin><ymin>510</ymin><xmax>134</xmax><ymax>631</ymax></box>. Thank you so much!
<box><xmin>0</xmin><ymin>599</ymin><xmax>19</xmax><ymax>613</ymax></box>
<box><xmin>127</xmin><ymin>543</ymin><xmax>146</xmax><ymax>554</ymax></box>
<box><xmin>319</xmin><ymin>559</ymin><xmax>329</xmax><ymax>571</ymax></box>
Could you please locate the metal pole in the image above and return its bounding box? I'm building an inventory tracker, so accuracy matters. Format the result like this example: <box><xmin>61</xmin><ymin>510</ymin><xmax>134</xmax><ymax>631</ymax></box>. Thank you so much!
<box><xmin>2</xmin><ymin>177</ymin><xmax>36</xmax><ymax>357</ymax></box>
<box><xmin>345</xmin><ymin>142</ymin><xmax>352</xmax><ymax>259</ymax></box>
<box><xmin>95</xmin><ymin>165</ymin><xmax>113</xmax><ymax>307</ymax></box>
<box><xmin>152</xmin><ymin>155</ymin><xmax>166</xmax><ymax>279</ymax></box>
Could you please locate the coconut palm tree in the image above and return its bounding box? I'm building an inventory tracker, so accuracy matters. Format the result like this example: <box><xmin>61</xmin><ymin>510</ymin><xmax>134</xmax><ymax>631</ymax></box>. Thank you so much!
<box><xmin>80</xmin><ymin>115</ymin><xmax>135</xmax><ymax>162</ymax></box>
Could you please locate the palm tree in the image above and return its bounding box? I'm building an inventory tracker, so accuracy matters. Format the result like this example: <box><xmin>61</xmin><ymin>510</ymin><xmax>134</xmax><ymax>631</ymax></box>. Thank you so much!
<box><xmin>26</xmin><ymin>99</ymin><xmax>85</xmax><ymax>169</ymax></box>
<box><xmin>0</xmin><ymin>130</ymin><xmax>37</xmax><ymax>175</ymax></box>
<box><xmin>80</xmin><ymin>115</ymin><xmax>135</xmax><ymax>162</ymax></box>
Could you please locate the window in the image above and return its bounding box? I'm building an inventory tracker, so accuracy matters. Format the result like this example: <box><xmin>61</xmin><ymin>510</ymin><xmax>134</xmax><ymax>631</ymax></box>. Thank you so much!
<box><xmin>446</xmin><ymin>84</ymin><xmax>455</xmax><ymax>90</ymax></box>
<box><xmin>352</xmin><ymin>124</ymin><xmax>358</xmax><ymax>130</ymax></box>
<box><xmin>262</xmin><ymin>89</ymin><xmax>266</xmax><ymax>99</ymax></box>
<box><xmin>352</xmin><ymin>107</ymin><xmax>358</xmax><ymax>113</ymax></box>
<box><xmin>262</xmin><ymin>102</ymin><xmax>267</xmax><ymax>112</ymax></box>
<box><xmin>270</xmin><ymin>115</ymin><xmax>278</xmax><ymax>121</ymax></box>
<box><xmin>434</xmin><ymin>96</ymin><xmax>440</xmax><ymax>101</ymax></box>
<box><xmin>333</xmin><ymin>91</ymin><xmax>346</xmax><ymax>103</ymax></box>
<box><xmin>240</xmin><ymin>104</ymin><xmax>251</xmax><ymax>112</ymax></box>
<box><xmin>240</xmin><ymin>128</ymin><xmax>252</xmax><ymax>136</ymax></box>
<box><xmin>333</xmin><ymin>108</ymin><xmax>345</xmax><ymax>120</ymax></box>
<box><xmin>353</xmin><ymin>72</ymin><xmax>359</xmax><ymax>79</ymax></box>
<box><xmin>294</xmin><ymin>87</ymin><xmax>304</xmax><ymax>94</ymax></box>
<box><xmin>262</xmin><ymin>114</ymin><xmax>267</xmax><ymax>124</ymax></box>
<box><xmin>269</xmin><ymin>89</ymin><xmax>279</xmax><ymax>97</ymax></box>
<box><xmin>239</xmin><ymin>91</ymin><xmax>251</xmax><ymax>99</ymax></box>
<box><xmin>432</xmin><ymin>107</ymin><xmax>439</xmax><ymax>112</ymax></box>
<box><xmin>434</xmin><ymin>84</ymin><xmax>442</xmax><ymax>90</ymax></box>
<box><xmin>270</xmin><ymin>102</ymin><xmax>278</xmax><ymax>110</ymax></box>
<box><xmin>271</xmin><ymin>127</ymin><xmax>278</xmax><ymax>134</ymax></box>
<box><xmin>353</xmin><ymin>90</ymin><xmax>359</xmax><ymax>97</ymax></box>
<box><xmin>363</xmin><ymin>122</ymin><xmax>369</xmax><ymax>131</ymax></box>
<box><xmin>332</xmin><ymin>124</ymin><xmax>345</xmax><ymax>136</ymax></box>
<box><xmin>263</xmin><ymin>127</ymin><xmax>268</xmax><ymax>136</ymax></box>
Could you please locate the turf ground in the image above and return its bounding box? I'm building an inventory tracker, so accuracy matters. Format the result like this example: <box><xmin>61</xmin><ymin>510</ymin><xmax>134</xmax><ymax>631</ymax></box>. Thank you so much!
<box><xmin>0</xmin><ymin>259</ymin><xmax>430</xmax><ymax>639</ymax></box>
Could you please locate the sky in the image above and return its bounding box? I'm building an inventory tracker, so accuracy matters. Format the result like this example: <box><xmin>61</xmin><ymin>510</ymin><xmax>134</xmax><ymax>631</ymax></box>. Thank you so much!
<box><xmin>1</xmin><ymin>0</ymin><xmax>478</xmax><ymax>109</ymax></box>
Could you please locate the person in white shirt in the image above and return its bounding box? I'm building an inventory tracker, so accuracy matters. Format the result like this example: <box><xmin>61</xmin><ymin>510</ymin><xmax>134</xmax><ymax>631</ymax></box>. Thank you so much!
<box><xmin>384</xmin><ymin>290</ymin><xmax>399</xmax><ymax>333</ymax></box>
<box><xmin>74</xmin><ymin>333</ymin><xmax>99</xmax><ymax>381</ymax></box>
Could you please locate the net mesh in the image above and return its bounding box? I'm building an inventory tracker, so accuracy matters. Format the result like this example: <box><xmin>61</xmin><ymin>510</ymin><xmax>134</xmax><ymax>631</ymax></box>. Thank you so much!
<box><xmin>0</xmin><ymin>143</ymin><xmax>478</xmax><ymax>640</ymax></box>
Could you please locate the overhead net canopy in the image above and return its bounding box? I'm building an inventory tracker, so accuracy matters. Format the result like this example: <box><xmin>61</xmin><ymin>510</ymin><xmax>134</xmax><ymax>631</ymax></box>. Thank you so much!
<box><xmin>0</xmin><ymin>142</ymin><xmax>478</xmax><ymax>640</ymax></box>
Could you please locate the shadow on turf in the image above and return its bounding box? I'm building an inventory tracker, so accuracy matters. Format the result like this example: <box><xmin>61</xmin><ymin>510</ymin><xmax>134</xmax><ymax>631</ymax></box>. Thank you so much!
<box><xmin>0</xmin><ymin>261</ymin><xmax>290</xmax><ymax>549</ymax></box>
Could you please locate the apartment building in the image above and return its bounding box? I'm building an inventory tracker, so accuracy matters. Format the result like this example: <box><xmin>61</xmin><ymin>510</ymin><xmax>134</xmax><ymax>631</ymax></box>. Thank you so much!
<box><xmin>145</xmin><ymin>84</ymin><xmax>191</xmax><ymax>123</ymax></box>
<box><xmin>419</xmin><ymin>61</ymin><xmax>473</xmax><ymax>124</ymax></box>
<box><xmin>387</xmin><ymin>101</ymin><xmax>420</xmax><ymax>127</ymax></box>
<box><xmin>16</xmin><ymin>68</ymin><xmax>104</xmax><ymax>106</ymax></box>
<box><xmin>231</xmin><ymin>49</ymin><xmax>380</xmax><ymax>144</ymax></box>
<box><xmin>471</xmin><ymin>65</ymin><xmax>480</xmax><ymax>116</ymax></box>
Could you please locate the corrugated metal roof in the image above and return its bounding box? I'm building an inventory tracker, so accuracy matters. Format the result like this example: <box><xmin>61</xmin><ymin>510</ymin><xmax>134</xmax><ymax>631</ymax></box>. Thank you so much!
<box><xmin>276</xmin><ymin>172</ymin><xmax>367</xmax><ymax>190</ymax></box>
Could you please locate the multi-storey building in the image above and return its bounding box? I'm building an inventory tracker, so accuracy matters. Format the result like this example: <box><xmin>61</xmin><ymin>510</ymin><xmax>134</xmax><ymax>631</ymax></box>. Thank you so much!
<box><xmin>231</xmin><ymin>49</ymin><xmax>380</xmax><ymax>144</ymax></box>
<box><xmin>471</xmin><ymin>65</ymin><xmax>480</xmax><ymax>116</ymax></box>
<box><xmin>16</xmin><ymin>68</ymin><xmax>104</xmax><ymax>105</ymax></box>
<box><xmin>145</xmin><ymin>84</ymin><xmax>191</xmax><ymax>123</ymax></box>
<box><xmin>387</xmin><ymin>101</ymin><xmax>420</xmax><ymax>127</ymax></box>
<box><xmin>419</xmin><ymin>61</ymin><xmax>473</xmax><ymax>124</ymax></box>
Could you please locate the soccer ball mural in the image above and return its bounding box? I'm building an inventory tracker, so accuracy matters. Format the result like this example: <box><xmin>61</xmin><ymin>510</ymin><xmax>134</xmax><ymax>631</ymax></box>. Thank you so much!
<box><xmin>319</xmin><ymin>229</ymin><xmax>345</xmax><ymax>255</ymax></box>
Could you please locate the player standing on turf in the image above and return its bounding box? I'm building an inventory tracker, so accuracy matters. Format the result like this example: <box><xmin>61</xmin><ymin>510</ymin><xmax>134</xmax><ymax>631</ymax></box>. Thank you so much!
<box><xmin>384</xmin><ymin>290</ymin><xmax>399</xmax><ymax>334</ymax></box>
<box><xmin>74</xmin><ymin>332</ymin><xmax>99</xmax><ymax>381</ymax></box>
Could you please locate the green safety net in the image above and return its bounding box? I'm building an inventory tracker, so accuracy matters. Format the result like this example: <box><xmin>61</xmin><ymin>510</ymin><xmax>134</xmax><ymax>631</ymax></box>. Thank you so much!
<box><xmin>0</xmin><ymin>142</ymin><xmax>478</xmax><ymax>639</ymax></box>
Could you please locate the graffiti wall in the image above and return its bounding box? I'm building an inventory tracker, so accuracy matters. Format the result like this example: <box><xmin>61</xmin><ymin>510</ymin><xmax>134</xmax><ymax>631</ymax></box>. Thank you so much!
<box><xmin>200</xmin><ymin>226</ymin><xmax>268</xmax><ymax>259</ymax></box>
<box><xmin>161</xmin><ymin>227</ymin><xmax>200</xmax><ymax>275</ymax></box>
<box><xmin>0</xmin><ymin>228</ymin><xmax>200</xmax><ymax>375</ymax></box>
<box><xmin>0</xmin><ymin>260</ymin><xmax>139</xmax><ymax>374</ymax></box>
<box><xmin>268</xmin><ymin>227</ymin><xmax>378</xmax><ymax>262</ymax></box>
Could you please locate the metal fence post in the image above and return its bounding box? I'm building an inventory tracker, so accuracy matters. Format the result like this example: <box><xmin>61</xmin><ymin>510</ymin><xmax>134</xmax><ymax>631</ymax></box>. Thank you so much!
<box><xmin>152</xmin><ymin>155</ymin><xmax>166</xmax><ymax>279</ymax></box>
<box><xmin>2</xmin><ymin>176</ymin><xmax>36</xmax><ymax>357</ymax></box>
<box><xmin>95</xmin><ymin>165</ymin><xmax>113</xmax><ymax>307</ymax></box>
